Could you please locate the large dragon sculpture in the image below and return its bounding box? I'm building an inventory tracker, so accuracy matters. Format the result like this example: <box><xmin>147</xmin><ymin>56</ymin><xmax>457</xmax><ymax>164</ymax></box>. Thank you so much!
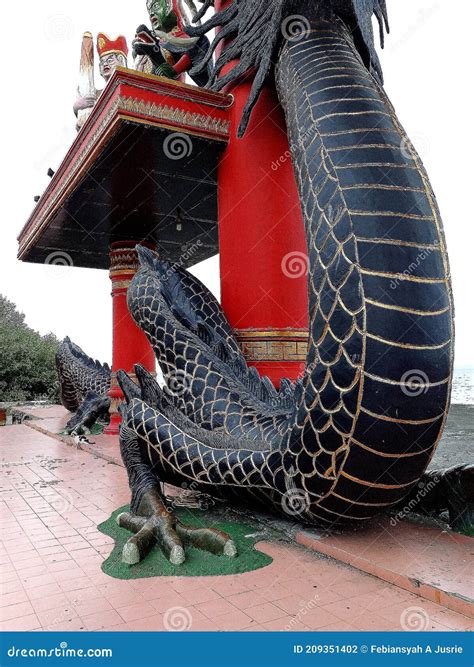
<box><xmin>58</xmin><ymin>0</ymin><xmax>473</xmax><ymax>565</ymax></box>
<box><xmin>56</xmin><ymin>337</ymin><xmax>111</xmax><ymax>435</ymax></box>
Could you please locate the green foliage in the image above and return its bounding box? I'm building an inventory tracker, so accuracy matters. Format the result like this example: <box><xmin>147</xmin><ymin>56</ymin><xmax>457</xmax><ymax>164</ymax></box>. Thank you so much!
<box><xmin>0</xmin><ymin>295</ymin><xmax>60</xmax><ymax>402</ymax></box>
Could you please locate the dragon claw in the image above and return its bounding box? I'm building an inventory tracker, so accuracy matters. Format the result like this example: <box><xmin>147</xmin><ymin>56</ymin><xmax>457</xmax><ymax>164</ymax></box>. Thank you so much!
<box><xmin>117</xmin><ymin>489</ymin><xmax>236</xmax><ymax>565</ymax></box>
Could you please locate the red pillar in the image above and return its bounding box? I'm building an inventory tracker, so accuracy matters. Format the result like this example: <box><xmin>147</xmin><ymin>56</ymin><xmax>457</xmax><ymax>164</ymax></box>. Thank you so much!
<box><xmin>216</xmin><ymin>2</ymin><xmax>309</xmax><ymax>387</ymax></box>
<box><xmin>104</xmin><ymin>242</ymin><xmax>156</xmax><ymax>435</ymax></box>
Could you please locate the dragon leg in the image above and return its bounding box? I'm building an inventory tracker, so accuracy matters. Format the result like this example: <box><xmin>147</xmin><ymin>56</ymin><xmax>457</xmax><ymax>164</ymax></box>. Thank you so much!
<box><xmin>127</xmin><ymin>246</ymin><xmax>294</xmax><ymax>445</ymax></box>
<box><xmin>116</xmin><ymin>371</ymin><xmax>291</xmax><ymax>564</ymax></box>
<box><xmin>64</xmin><ymin>391</ymin><xmax>110</xmax><ymax>436</ymax></box>
<box><xmin>118</xmin><ymin>408</ymin><xmax>237</xmax><ymax>565</ymax></box>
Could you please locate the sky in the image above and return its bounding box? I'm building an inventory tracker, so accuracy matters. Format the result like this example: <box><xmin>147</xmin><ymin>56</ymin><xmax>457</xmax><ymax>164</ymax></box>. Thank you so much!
<box><xmin>1</xmin><ymin>1</ymin><xmax>473</xmax><ymax>368</ymax></box>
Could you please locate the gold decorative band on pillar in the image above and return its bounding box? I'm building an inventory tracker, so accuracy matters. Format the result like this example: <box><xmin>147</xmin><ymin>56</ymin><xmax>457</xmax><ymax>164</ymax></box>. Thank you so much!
<box><xmin>234</xmin><ymin>328</ymin><xmax>309</xmax><ymax>362</ymax></box>
<box><xmin>109</xmin><ymin>242</ymin><xmax>142</xmax><ymax>281</ymax></box>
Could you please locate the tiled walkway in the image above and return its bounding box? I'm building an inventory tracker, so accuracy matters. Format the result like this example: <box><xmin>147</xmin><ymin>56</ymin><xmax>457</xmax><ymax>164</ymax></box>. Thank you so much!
<box><xmin>0</xmin><ymin>424</ymin><xmax>472</xmax><ymax>633</ymax></box>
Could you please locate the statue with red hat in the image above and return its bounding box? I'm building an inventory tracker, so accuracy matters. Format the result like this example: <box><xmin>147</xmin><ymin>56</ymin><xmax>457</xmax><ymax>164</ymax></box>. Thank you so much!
<box><xmin>73</xmin><ymin>32</ymin><xmax>129</xmax><ymax>131</ymax></box>
<box><xmin>96</xmin><ymin>33</ymin><xmax>129</xmax><ymax>83</ymax></box>
<box><xmin>133</xmin><ymin>0</ymin><xmax>211</xmax><ymax>87</ymax></box>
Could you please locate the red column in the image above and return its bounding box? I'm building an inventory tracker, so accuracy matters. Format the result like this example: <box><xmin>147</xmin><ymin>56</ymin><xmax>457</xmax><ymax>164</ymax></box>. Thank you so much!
<box><xmin>104</xmin><ymin>242</ymin><xmax>156</xmax><ymax>435</ymax></box>
<box><xmin>216</xmin><ymin>1</ymin><xmax>309</xmax><ymax>387</ymax></box>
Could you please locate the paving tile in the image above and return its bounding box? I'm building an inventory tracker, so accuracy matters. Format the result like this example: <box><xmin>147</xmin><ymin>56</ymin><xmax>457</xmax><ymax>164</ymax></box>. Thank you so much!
<box><xmin>126</xmin><ymin>615</ymin><xmax>165</xmax><ymax>631</ymax></box>
<box><xmin>251</xmin><ymin>582</ymin><xmax>294</xmax><ymax>602</ymax></box>
<box><xmin>99</xmin><ymin>623</ymin><xmax>128</xmax><ymax>631</ymax></box>
<box><xmin>299</xmin><ymin>607</ymin><xmax>344</xmax><ymax>630</ymax></box>
<box><xmin>0</xmin><ymin>601</ymin><xmax>35</xmax><ymax>622</ymax></box>
<box><xmin>48</xmin><ymin>617</ymin><xmax>87</xmax><ymax>631</ymax></box>
<box><xmin>117</xmin><ymin>602</ymin><xmax>158</xmax><ymax>623</ymax></box>
<box><xmin>181</xmin><ymin>608</ymin><xmax>217</xmax><ymax>631</ymax></box>
<box><xmin>139</xmin><ymin>581</ymin><xmax>178</xmax><ymax>601</ymax></box>
<box><xmin>2</xmin><ymin>419</ymin><xmax>472</xmax><ymax>636</ymax></box>
<box><xmin>210</xmin><ymin>578</ymin><xmax>252</xmax><ymax>597</ymax></box>
<box><xmin>245</xmin><ymin>602</ymin><xmax>288</xmax><ymax>624</ymax></box>
<box><xmin>36</xmin><ymin>605</ymin><xmax>78</xmax><ymax>629</ymax></box>
<box><xmin>260</xmin><ymin>617</ymin><xmax>310</xmax><ymax>631</ymax></box>
<box><xmin>0</xmin><ymin>590</ymin><xmax>29</xmax><ymax>608</ymax></box>
<box><xmin>31</xmin><ymin>594</ymin><xmax>70</xmax><ymax>613</ymax></box>
<box><xmin>195</xmin><ymin>597</ymin><xmax>237</xmax><ymax>619</ymax></box>
<box><xmin>273</xmin><ymin>594</ymin><xmax>318</xmax><ymax>615</ymax></box>
<box><xmin>67</xmin><ymin>587</ymin><xmax>104</xmax><ymax>606</ymax></box>
<box><xmin>73</xmin><ymin>596</ymin><xmax>112</xmax><ymax>618</ymax></box>
<box><xmin>25</xmin><ymin>582</ymin><xmax>63</xmax><ymax>600</ymax></box>
<box><xmin>58</xmin><ymin>576</ymin><xmax>94</xmax><ymax>593</ymax></box>
<box><xmin>1</xmin><ymin>579</ymin><xmax>27</xmax><ymax>595</ymax></box>
<box><xmin>22</xmin><ymin>574</ymin><xmax>56</xmax><ymax>589</ymax></box>
<box><xmin>170</xmin><ymin>578</ymin><xmax>207</xmax><ymax>594</ymax></box>
<box><xmin>214</xmin><ymin>609</ymin><xmax>256</xmax><ymax>631</ymax></box>
<box><xmin>150</xmin><ymin>593</ymin><xmax>193</xmax><ymax>614</ymax></box>
<box><xmin>181</xmin><ymin>586</ymin><xmax>221</xmax><ymax>606</ymax></box>
<box><xmin>227</xmin><ymin>590</ymin><xmax>268</xmax><ymax>611</ymax></box>
<box><xmin>81</xmin><ymin>609</ymin><xmax>124</xmax><ymax>631</ymax></box>
<box><xmin>0</xmin><ymin>614</ymin><xmax>42</xmax><ymax>631</ymax></box>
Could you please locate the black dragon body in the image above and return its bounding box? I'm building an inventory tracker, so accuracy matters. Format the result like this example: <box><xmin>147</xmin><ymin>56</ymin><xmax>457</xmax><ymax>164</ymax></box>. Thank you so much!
<box><xmin>58</xmin><ymin>1</ymin><xmax>472</xmax><ymax>564</ymax></box>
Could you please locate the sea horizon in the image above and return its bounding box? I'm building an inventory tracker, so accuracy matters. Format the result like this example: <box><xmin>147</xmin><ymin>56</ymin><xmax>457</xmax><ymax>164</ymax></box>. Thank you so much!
<box><xmin>452</xmin><ymin>367</ymin><xmax>474</xmax><ymax>405</ymax></box>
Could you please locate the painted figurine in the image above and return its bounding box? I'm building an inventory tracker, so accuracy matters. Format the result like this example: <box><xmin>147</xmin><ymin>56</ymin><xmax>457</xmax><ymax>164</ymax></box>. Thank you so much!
<box><xmin>73</xmin><ymin>32</ymin><xmax>96</xmax><ymax>132</ymax></box>
<box><xmin>73</xmin><ymin>33</ymin><xmax>128</xmax><ymax>131</ymax></box>
<box><xmin>96</xmin><ymin>33</ymin><xmax>129</xmax><ymax>83</ymax></box>
<box><xmin>133</xmin><ymin>0</ymin><xmax>211</xmax><ymax>86</ymax></box>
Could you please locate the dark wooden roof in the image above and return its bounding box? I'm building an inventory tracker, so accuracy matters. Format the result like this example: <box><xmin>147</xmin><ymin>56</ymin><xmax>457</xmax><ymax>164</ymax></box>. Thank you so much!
<box><xmin>18</xmin><ymin>68</ymin><xmax>232</xmax><ymax>269</ymax></box>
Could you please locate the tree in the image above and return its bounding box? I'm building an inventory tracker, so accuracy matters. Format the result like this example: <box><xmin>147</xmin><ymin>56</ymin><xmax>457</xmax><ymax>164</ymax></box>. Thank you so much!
<box><xmin>0</xmin><ymin>295</ymin><xmax>60</xmax><ymax>402</ymax></box>
<box><xmin>0</xmin><ymin>295</ymin><xmax>27</xmax><ymax>329</ymax></box>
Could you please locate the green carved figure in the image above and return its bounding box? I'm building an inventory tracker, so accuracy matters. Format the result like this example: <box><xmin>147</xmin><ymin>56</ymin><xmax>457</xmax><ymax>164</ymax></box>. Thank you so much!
<box><xmin>133</xmin><ymin>0</ymin><xmax>211</xmax><ymax>86</ymax></box>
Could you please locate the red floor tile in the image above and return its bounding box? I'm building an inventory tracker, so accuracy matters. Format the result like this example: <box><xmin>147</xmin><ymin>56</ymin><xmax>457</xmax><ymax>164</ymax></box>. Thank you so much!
<box><xmin>1</xmin><ymin>420</ymin><xmax>472</xmax><ymax>633</ymax></box>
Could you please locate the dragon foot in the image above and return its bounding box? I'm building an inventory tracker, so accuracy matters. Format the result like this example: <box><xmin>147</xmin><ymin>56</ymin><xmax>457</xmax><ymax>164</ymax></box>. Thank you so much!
<box><xmin>117</xmin><ymin>488</ymin><xmax>236</xmax><ymax>565</ymax></box>
<box><xmin>65</xmin><ymin>391</ymin><xmax>110</xmax><ymax>436</ymax></box>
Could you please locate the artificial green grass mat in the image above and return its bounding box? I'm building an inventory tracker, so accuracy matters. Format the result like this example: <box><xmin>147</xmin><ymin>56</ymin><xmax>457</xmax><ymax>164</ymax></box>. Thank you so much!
<box><xmin>98</xmin><ymin>505</ymin><xmax>273</xmax><ymax>580</ymax></box>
